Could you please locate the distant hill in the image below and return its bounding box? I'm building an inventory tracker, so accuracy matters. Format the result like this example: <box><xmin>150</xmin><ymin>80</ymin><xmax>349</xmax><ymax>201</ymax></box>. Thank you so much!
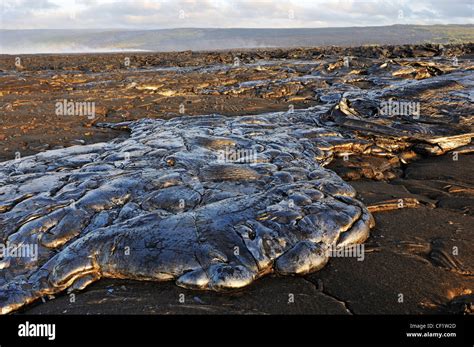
<box><xmin>1</xmin><ymin>25</ymin><xmax>473</xmax><ymax>54</ymax></box>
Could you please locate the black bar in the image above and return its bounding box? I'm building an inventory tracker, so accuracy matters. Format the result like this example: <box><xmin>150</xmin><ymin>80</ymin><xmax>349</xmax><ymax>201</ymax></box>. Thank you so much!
<box><xmin>0</xmin><ymin>315</ymin><xmax>472</xmax><ymax>345</ymax></box>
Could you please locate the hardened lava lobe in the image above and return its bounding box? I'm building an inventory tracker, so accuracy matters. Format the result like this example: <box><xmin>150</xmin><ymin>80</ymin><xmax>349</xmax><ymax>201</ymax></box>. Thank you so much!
<box><xmin>0</xmin><ymin>109</ymin><xmax>375</xmax><ymax>314</ymax></box>
<box><xmin>0</xmin><ymin>44</ymin><xmax>473</xmax><ymax>314</ymax></box>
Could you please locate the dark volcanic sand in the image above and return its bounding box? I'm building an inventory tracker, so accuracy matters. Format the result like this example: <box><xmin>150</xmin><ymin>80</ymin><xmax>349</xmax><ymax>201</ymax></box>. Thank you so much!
<box><xmin>1</xmin><ymin>43</ymin><xmax>473</xmax><ymax>314</ymax></box>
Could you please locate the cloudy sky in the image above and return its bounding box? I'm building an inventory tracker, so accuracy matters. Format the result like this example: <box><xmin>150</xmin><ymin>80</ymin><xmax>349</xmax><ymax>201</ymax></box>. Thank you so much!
<box><xmin>0</xmin><ymin>0</ymin><xmax>473</xmax><ymax>30</ymax></box>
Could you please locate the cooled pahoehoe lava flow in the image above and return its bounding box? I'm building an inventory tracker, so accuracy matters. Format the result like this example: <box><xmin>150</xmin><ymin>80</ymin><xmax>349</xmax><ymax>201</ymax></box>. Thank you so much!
<box><xmin>0</xmin><ymin>53</ymin><xmax>473</xmax><ymax>314</ymax></box>
<box><xmin>0</xmin><ymin>108</ymin><xmax>376</xmax><ymax>314</ymax></box>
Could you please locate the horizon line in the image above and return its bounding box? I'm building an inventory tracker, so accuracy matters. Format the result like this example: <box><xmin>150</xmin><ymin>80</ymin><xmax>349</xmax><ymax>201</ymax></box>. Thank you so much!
<box><xmin>1</xmin><ymin>23</ymin><xmax>473</xmax><ymax>31</ymax></box>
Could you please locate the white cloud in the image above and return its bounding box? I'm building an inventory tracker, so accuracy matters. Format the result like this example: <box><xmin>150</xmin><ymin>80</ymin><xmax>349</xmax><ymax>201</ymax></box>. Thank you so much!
<box><xmin>0</xmin><ymin>0</ymin><xmax>472</xmax><ymax>29</ymax></box>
